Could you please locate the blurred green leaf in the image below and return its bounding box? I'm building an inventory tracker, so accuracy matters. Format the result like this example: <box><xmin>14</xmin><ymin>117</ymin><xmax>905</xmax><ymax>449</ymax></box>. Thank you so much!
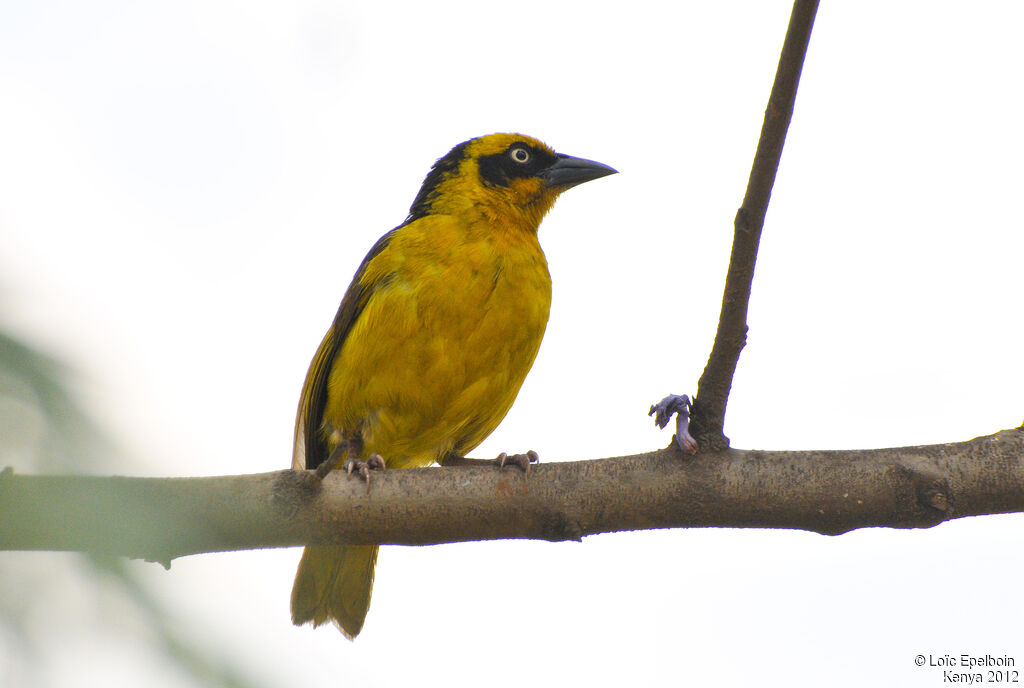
<box><xmin>0</xmin><ymin>329</ymin><xmax>271</xmax><ymax>688</ymax></box>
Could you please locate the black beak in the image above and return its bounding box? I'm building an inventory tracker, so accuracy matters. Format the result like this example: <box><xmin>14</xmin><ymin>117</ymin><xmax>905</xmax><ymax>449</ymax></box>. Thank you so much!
<box><xmin>544</xmin><ymin>153</ymin><xmax>618</xmax><ymax>189</ymax></box>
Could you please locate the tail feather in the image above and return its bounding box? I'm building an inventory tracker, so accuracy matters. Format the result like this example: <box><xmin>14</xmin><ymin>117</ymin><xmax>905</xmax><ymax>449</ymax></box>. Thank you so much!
<box><xmin>291</xmin><ymin>544</ymin><xmax>379</xmax><ymax>639</ymax></box>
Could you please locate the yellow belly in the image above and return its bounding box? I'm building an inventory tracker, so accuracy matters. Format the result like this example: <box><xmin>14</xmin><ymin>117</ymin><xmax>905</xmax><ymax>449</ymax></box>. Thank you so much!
<box><xmin>323</xmin><ymin>217</ymin><xmax>551</xmax><ymax>468</ymax></box>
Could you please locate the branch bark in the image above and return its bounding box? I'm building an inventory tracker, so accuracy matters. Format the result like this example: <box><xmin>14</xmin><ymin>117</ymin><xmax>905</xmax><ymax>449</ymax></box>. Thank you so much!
<box><xmin>691</xmin><ymin>0</ymin><xmax>820</xmax><ymax>448</ymax></box>
<box><xmin>2</xmin><ymin>428</ymin><xmax>1022</xmax><ymax>566</ymax></box>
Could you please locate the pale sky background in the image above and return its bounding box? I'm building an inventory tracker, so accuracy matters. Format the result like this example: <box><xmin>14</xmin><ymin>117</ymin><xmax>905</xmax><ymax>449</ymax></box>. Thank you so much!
<box><xmin>1</xmin><ymin>1</ymin><xmax>1023</xmax><ymax>686</ymax></box>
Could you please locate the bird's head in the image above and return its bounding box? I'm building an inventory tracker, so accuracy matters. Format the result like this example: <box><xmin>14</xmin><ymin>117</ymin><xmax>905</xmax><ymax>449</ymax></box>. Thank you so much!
<box><xmin>406</xmin><ymin>133</ymin><xmax>617</xmax><ymax>232</ymax></box>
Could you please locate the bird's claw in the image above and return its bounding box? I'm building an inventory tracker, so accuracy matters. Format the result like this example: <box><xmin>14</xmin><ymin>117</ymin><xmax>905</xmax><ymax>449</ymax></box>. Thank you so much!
<box><xmin>313</xmin><ymin>435</ymin><xmax>365</xmax><ymax>481</ymax></box>
<box><xmin>649</xmin><ymin>394</ymin><xmax>698</xmax><ymax>455</ymax></box>
<box><xmin>343</xmin><ymin>453</ymin><xmax>386</xmax><ymax>490</ymax></box>
<box><xmin>497</xmin><ymin>450</ymin><xmax>539</xmax><ymax>473</ymax></box>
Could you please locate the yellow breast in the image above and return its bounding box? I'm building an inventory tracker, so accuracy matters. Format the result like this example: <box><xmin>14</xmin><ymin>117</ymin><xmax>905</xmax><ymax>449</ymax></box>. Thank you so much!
<box><xmin>324</xmin><ymin>214</ymin><xmax>551</xmax><ymax>468</ymax></box>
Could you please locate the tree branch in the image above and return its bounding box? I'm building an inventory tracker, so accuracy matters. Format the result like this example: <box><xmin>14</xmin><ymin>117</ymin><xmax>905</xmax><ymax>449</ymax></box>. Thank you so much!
<box><xmin>691</xmin><ymin>0</ymin><xmax>820</xmax><ymax>448</ymax></box>
<box><xmin>2</xmin><ymin>428</ymin><xmax>1021</xmax><ymax>566</ymax></box>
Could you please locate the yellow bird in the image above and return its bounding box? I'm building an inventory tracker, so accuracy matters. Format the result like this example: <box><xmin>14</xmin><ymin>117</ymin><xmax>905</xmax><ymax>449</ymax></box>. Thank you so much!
<box><xmin>290</xmin><ymin>133</ymin><xmax>616</xmax><ymax>638</ymax></box>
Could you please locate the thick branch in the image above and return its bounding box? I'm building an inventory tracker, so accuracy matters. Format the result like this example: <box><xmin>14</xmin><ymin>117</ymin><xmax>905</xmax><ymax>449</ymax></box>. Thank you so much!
<box><xmin>691</xmin><ymin>0</ymin><xmax>820</xmax><ymax>448</ymax></box>
<box><xmin>2</xmin><ymin>428</ymin><xmax>1022</xmax><ymax>566</ymax></box>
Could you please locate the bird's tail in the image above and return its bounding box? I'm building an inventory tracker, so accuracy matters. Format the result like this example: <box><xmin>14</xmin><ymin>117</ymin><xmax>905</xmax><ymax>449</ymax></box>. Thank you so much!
<box><xmin>290</xmin><ymin>544</ymin><xmax>378</xmax><ymax>639</ymax></box>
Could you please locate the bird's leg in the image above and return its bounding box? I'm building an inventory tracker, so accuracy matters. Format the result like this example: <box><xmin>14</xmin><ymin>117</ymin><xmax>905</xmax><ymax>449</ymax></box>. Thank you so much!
<box><xmin>313</xmin><ymin>438</ymin><xmax>357</xmax><ymax>481</ymax></box>
<box><xmin>649</xmin><ymin>394</ymin><xmax>699</xmax><ymax>454</ymax></box>
<box><xmin>441</xmin><ymin>450</ymin><xmax>539</xmax><ymax>473</ymax></box>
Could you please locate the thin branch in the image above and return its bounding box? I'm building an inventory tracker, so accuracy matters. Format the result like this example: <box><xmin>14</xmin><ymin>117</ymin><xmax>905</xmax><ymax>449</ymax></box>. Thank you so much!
<box><xmin>691</xmin><ymin>0</ymin><xmax>820</xmax><ymax>448</ymax></box>
<box><xmin>2</xmin><ymin>428</ymin><xmax>1022</xmax><ymax>566</ymax></box>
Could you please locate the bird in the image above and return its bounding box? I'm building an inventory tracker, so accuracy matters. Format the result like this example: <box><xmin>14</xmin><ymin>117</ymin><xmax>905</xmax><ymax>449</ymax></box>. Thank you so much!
<box><xmin>289</xmin><ymin>133</ymin><xmax>617</xmax><ymax>638</ymax></box>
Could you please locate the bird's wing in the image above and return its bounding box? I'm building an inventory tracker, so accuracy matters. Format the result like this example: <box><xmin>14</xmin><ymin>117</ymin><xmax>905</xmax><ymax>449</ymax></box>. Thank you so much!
<box><xmin>292</xmin><ymin>228</ymin><xmax>399</xmax><ymax>470</ymax></box>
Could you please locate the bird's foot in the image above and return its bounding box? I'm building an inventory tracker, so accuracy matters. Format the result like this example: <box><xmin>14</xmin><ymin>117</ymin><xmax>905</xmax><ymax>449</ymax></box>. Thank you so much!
<box><xmin>497</xmin><ymin>450</ymin><xmax>539</xmax><ymax>473</ymax></box>
<box><xmin>313</xmin><ymin>435</ymin><xmax>365</xmax><ymax>481</ymax></box>
<box><xmin>649</xmin><ymin>394</ymin><xmax>698</xmax><ymax>454</ymax></box>
<box><xmin>343</xmin><ymin>453</ymin><xmax>386</xmax><ymax>490</ymax></box>
<box><xmin>441</xmin><ymin>450</ymin><xmax>538</xmax><ymax>473</ymax></box>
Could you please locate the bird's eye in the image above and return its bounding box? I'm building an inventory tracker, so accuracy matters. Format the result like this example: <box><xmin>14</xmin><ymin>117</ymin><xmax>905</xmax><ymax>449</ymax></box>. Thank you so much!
<box><xmin>510</xmin><ymin>147</ymin><xmax>530</xmax><ymax>164</ymax></box>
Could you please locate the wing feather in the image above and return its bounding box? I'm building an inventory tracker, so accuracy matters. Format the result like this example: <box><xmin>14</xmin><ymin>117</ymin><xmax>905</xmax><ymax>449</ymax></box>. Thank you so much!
<box><xmin>292</xmin><ymin>228</ymin><xmax>398</xmax><ymax>470</ymax></box>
